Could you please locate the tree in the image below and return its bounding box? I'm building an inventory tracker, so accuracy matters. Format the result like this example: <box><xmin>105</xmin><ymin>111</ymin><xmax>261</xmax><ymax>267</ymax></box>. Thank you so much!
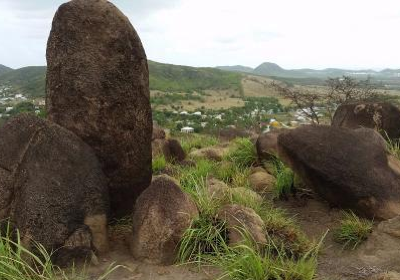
<box><xmin>271</xmin><ymin>81</ymin><xmax>325</xmax><ymax>124</ymax></box>
<box><xmin>325</xmin><ymin>76</ymin><xmax>379</xmax><ymax>120</ymax></box>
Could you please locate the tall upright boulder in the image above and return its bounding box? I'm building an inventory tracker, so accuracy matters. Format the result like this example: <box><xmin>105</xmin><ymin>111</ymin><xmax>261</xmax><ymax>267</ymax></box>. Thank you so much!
<box><xmin>332</xmin><ymin>102</ymin><xmax>400</xmax><ymax>140</ymax></box>
<box><xmin>277</xmin><ymin>125</ymin><xmax>400</xmax><ymax>220</ymax></box>
<box><xmin>0</xmin><ymin>114</ymin><xmax>109</xmax><ymax>264</ymax></box>
<box><xmin>46</xmin><ymin>0</ymin><xmax>152</xmax><ymax>217</ymax></box>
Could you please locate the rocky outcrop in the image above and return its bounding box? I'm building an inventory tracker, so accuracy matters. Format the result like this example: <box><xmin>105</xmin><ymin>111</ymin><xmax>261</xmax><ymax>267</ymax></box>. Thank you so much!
<box><xmin>0</xmin><ymin>114</ymin><xmax>109</xmax><ymax>264</ymax></box>
<box><xmin>152</xmin><ymin>124</ymin><xmax>166</xmax><ymax>141</ymax></box>
<box><xmin>277</xmin><ymin>125</ymin><xmax>400</xmax><ymax>220</ymax></box>
<box><xmin>46</xmin><ymin>0</ymin><xmax>152</xmax><ymax>217</ymax></box>
<box><xmin>332</xmin><ymin>102</ymin><xmax>400</xmax><ymax>140</ymax></box>
<box><xmin>131</xmin><ymin>175</ymin><xmax>198</xmax><ymax>264</ymax></box>
<box><xmin>217</xmin><ymin>204</ymin><xmax>266</xmax><ymax>245</ymax></box>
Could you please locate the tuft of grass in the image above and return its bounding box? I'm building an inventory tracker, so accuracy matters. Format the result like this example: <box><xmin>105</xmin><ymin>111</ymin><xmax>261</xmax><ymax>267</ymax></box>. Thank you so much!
<box><xmin>177</xmin><ymin>159</ymin><xmax>215</xmax><ymax>191</ymax></box>
<box><xmin>212</xmin><ymin>234</ymin><xmax>319</xmax><ymax>280</ymax></box>
<box><xmin>334</xmin><ymin>211</ymin><xmax>373</xmax><ymax>249</ymax></box>
<box><xmin>180</xmin><ymin>134</ymin><xmax>219</xmax><ymax>154</ymax></box>
<box><xmin>386</xmin><ymin>136</ymin><xmax>400</xmax><ymax>160</ymax></box>
<box><xmin>226</xmin><ymin>138</ymin><xmax>257</xmax><ymax>168</ymax></box>
<box><xmin>270</xmin><ymin>157</ymin><xmax>294</xmax><ymax>199</ymax></box>
<box><xmin>214</xmin><ymin>162</ymin><xmax>238</xmax><ymax>183</ymax></box>
<box><xmin>0</xmin><ymin>222</ymin><xmax>121</xmax><ymax>280</ymax></box>
<box><xmin>152</xmin><ymin>154</ymin><xmax>167</xmax><ymax>174</ymax></box>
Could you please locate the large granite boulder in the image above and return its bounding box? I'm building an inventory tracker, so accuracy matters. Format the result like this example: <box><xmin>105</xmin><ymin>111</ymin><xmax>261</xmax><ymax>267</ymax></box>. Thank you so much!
<box><xmin>162</xmin><ymin>139</ymin><xmax>186</xmax><ymax>163</ymax></box>
<box><xmin>256</xmin><ymin>130</ymin><xmax>282</xmax><ymax>161</ymax></box>
<box><xmin>332</xmin><ymin>102</ymin><xmax>400</xmax><ymax>140</ymax></box>
<box><xmin>131</xmin><ymin>175</ymin><xmax>198</xmax><ymax>264</ymax></box>
<box><xmin>0</xmin><ymin>114</ymin><xmax>109</xmax><ymax>264</ymax></box>
<box><xmin>277</xmin><ymin>125</ymin><xmax>400</xmax><ymax>220</ymax></box>
<box><xmin>46</xmin><ymin>0</ymin><xmax>152</xmax><ymax>217</ymax></box>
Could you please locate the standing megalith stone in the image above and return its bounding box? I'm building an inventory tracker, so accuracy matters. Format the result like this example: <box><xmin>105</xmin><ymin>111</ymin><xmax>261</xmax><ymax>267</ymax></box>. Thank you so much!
<box><xmin>46</xmin><ymin>0</ymin><xmax>152</xmax><ymax>217</ymax></box>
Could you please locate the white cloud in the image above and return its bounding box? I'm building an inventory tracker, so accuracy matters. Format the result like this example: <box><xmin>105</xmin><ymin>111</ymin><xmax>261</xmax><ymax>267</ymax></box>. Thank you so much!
<box><xmin>0</xmin><ymin>0</ymin><xmax>399</xmax><ymax>69</ymax></box>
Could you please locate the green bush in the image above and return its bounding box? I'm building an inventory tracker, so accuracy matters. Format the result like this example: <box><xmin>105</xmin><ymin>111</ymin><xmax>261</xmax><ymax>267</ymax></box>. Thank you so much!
<box><xmin>152</xmin><ymin>154</ymin><xmax>166</xmax><ymax>174</ymax></box>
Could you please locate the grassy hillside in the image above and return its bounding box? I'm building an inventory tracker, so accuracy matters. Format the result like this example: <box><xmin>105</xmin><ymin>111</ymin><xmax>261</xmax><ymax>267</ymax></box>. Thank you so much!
<box><xmin>149</xmin><ymin>60</ymin><xmax>243</xmax><ymax>93</ymax></box>
<box><xmin>0</xmin><ymin>64</ymin><xmax>12</xmax><ymax>75</ymax></box>
<box><xmin>0</xmin><ymin>61</ymin><xmax>243</xmax><ymax>97</ymax></box>
<box><xmin>0</xmin><ymin>66</ymin><xmax>46</xmax><ymax>97</ymax></box>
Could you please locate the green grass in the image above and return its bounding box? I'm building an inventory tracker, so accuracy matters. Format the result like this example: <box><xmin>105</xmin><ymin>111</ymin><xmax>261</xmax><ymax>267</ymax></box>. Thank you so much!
<box><xmin>152</xmin><ymin>154</ymin><xmax>167</xmax><ymax>174</ymax></box>
<box><xmin>226</xmin><ymin>138</ymin><xmax>257</xmax><ymax>168</ymax></box>
<box><xmin>0</xmin><ymin>222</ymin><xmax>121</xmax><ymax>280</ymax></box>
<box><xmin>177</xmin><ymin>159</ymin><xmax>216</xmax><ymax>191</ymax></box>
<box><xmin>270</xmin><ymin>157</ymin><xmax>294</xmax><ymax>198</ymax></box>
<box><xmin>386</xmin><ymin>135</ymin><xmax>400</xmax><ymax>160</ymax></box>
<box><xmin>212</xmin><ymin>235</ymin><xmax>319</xmax><ymax>280</ymax></box>
<box><xmin>214</xmin><ymin>162</ymin><xmax>238</xmax><ymax>183</ymax></box>
<box><xmin>334</xmin><ymin>211</ymin><xmax>373</xmax><ymax>249</ymax></box>
<box><xmin>180</xmin><ymin>134</ymin><xmax>219</xmax><ymax>154</ymax></box>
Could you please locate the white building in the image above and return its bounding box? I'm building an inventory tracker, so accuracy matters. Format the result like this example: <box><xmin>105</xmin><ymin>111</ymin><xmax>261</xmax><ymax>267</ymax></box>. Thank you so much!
<box><xmin>180</xmin><ymin>111</ymin><xmax>189</xmax><ymax>116</ymax></box>
<box><xmin>5</xmin><ymin>107</ymin><xmax>13</xmax><ymax>113</ymax></box>
<box><xmin>181</xmin><ymin>127</ymin><xmax>194</xmax><ymax>133</ymax></box>
<box><xmin>193</xmin><ymin>111</ymin><xmax>202</xmax><ymax>116</ymax></box>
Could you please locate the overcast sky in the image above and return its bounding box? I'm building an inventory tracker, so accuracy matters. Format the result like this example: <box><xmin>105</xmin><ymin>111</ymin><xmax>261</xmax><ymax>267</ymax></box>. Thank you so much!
<box><xmin>0</xmin><ymin>0</ymin><xmax>399</xmax><ymax>70</ymax></box>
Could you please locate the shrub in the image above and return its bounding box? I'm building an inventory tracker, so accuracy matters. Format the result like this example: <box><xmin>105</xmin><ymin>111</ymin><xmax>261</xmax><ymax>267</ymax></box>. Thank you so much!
<box><xmin>334</xmin><ymin>211</ymin><xmax>373</xmax><ymax>249</ymax></box>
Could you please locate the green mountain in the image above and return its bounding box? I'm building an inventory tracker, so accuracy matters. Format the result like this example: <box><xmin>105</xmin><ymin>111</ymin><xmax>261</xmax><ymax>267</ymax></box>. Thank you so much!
<box><xmin>253</xmin><ymin>62</ymin><xmax>286</xmax><ymax>76</ymax></box>
<box><xmin>0</xmin><ymin>61</ymin><xmax>243</xmax><ymax>98</ymax></box>
<box><xmin>216</xmin><ymin>65</ymin><xmax>254</xmax><ymax>73</ymax></box>
<box><xmin>0</xmin><ymin>64</ymin><xmax>12</xmax><ymax>75</ymax></box>
<box><xmin>0</xmin><ymin>66</ymin><xmax>46</xmax><ymax>97</ymax></box>
<box><xmin>149</xmin><ymin>60</ymin><xmax>242</xmax><ymax>92</ymax></box>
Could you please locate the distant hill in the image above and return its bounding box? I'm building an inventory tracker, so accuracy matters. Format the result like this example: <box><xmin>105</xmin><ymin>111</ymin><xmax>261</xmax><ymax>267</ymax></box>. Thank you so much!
<box><xmin>216</xmin><ymin>65</ymin><xmax>254</xmax><ymax>73</ymax></box>
<box><xmin>0</xmin><ymin>66</ymin><xmax>46</xmax><ymax>97</ymax></box>
<box><xmin>218</xmin><ymin>62</ymin><xmax>400</xmax><ymax>79</ymax></box>
<box><xmin>148</xmin><ymin>60</ymin><xmax>242</xmax><ymax>93</ymax></box>
<box><xmin>0</xmin><ymin>61</ymin><xmax>243</xmax><ymax>98</ymax></box>
<box><xmin>0</xmin><ymin>64</ymin><xmax>12</xmax><ymax>75</ymax></box>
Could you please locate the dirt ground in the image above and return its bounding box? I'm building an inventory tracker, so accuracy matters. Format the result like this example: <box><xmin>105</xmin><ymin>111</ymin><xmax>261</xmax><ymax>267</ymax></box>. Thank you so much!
<box><xmin>276</xmin><ymin>197</ymin><xmax>400</xmax><ymax>280</ymax></box>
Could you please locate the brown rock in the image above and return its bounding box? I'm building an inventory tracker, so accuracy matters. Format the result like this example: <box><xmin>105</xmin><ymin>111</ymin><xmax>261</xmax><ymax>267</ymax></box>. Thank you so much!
<box><xmin>131</xmin><ymin>175</ymin><xmax>198</xmax><ymax>264</ymax></box>
<box><xmin>207</xmin><ymin>178</ymin><xmax>230</xmax><ymax>202</ymax></box>
<box><xmin>332</xmin><ymin>102</ymin><xmax>400</xmax><ymax>140</ymax></box>
<box><xmin>162</xmin><ymin>139</ymin><xmax>186</xmax><ymax>163</ymax></box>
<box><xmin>0</xmin><ymin>114</ymin><xmax>109</xmax><ymax>265</ymax></box>
<box><xmin>46</xmin><ymin>0</ymin><xmax>152</xmax><ymax>218</ymax></box>
<box><xmin>278</xmin><ymin>125</ymin><xmax>400</xmax><ymax>220</ymax></box>
<box><xmin>256</xmin><ymin>130</ymin><xmax>282</xmax><ymax>161</ymax></box>
<box><xmin>217</xmin><ymin>204</ymin><xmax>266</xmax><ymax>245</ymax></box>
<box><xmin>230</xmin><ymin>187</ymin><xmax>264</xmax><ymax>205</ymax></box>
<box><xmin>190</xmin><ymin>147</ymin><xmax>226</xmax><ymax>161</ymax></box>
<box><xmin>152</xmin><ymin>124</ymin><xmax>166</xmax><ymax>141</ymax></box>
<box><xmin>248</xmin><ymin>171</ymin><xmax>276</xmax><ymax>196</ymax></box>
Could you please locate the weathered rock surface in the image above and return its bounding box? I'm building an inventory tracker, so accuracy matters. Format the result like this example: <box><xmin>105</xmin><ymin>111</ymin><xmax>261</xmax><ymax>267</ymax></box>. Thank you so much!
<box><xmin>190</xmin><ymin>147</ymin><xmax>226</xmax><ymax>161</ymax></box>
<box><xmin>277</xmin><ymin>125</ymin><xmax>400</xmax><ymax>219</ymax></box>
<box><xmin>207</xmin><ymin>177</ymin><xmax>230</xmax><ymax>202</ymax></box>
<box><xmin>256</xmin><ymin>130</ymin><xmax>281</xmax><ymax>161</ymax></box>
<box><xmin>0</xmin><ymin>114</ymin><xmax>109</xmax><ymax>264</ymax></box>
<box><xmin>248</xmin><ymin>171</ymin><xmax>276</xmax><ymax>196</ymax></box>
<box><xmin>162</xmin><ymin>139</ymin><xmax>186</xmax><ymax>163</ymax></box>
<box><xmin>230</xmin><ymin>187</ymin><xmax>264</xmax><ymax>205</ymax></box>
<box><xmin>332</xmin><ymin>102</ymin><xmax>400</xmax><ymax>140</ymax></box>
<box><xmin>368</xmin><ymin>272</ymin><xmax>400</xmax><ymax>280</ymax></box>
<box><xmin>131</xmin><ymin>175</ymin><xmax>198</xmax><ymax>264</ymax></box>
<box><xmin>152</xmin><ymin>123</ymin><xmax>166</xmax><ymax>141</ymax></box>
<box><xmin>217</xmin><ymin>204</ymin><xmax>266</xmax><ymax>245</ymax></box>
<box><xmin>46</xmin><ymin>0</ymin><xmax>152</xmax><ymax>217</ymax></box>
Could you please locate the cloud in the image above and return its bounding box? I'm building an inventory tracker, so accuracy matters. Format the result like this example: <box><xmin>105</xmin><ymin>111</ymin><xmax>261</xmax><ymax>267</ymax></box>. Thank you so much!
<box><xmin>0</xmin><ymin>0</ymin><xmax>399</xmax><ymax>69</ymax></box>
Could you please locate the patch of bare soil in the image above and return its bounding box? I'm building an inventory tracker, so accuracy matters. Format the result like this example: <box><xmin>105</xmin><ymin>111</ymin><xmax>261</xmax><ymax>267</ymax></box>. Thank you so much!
<box><xmin>276</xmin><ymin>197</ymin><xmax>400</xmax><ymax>280</ymax></box>
<box><xmin>86</xmin><ymin>227</ymin><xmax>218</xmax><ymax>280</ymax></box>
